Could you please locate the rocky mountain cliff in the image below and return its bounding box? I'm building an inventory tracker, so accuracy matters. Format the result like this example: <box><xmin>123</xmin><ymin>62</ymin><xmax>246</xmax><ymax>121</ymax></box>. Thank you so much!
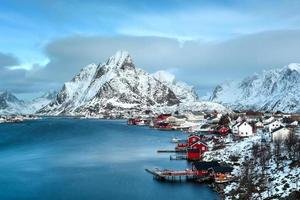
<box><xmin>209</xmin><ymin>63</ymin><xmax>300</xmax><ymax>113</ymax></box>
<box><xmin>151</xmin><ymin>70</ymin><xmax>198</xmax><ymax>102</ymax></box>
<box><xmin>38</xmin><ymin>51</ymin><xmax>184</xmax><ymax>116</ymax></box>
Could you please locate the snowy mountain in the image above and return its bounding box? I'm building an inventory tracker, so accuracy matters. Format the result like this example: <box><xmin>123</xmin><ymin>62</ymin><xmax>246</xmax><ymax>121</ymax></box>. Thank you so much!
<box><xmin>38</xmin><ymin>51</ymin><xmax>228</xmax><ymax>116</ymax></box>
<box><xmin>29</xmin><ymin>91</ymin><xmax>57</xmax><ymax>112</ymax></box>
<box><xmin>0</xmin><ymin>91</ymin><xmax>27</xmax><ymax>114</ymax></box>
<box><xmin>38</xmin><ymin>51</ymin><xmax>183</xmax><ymax>116</ymax></box>
<box><xmin>0</xmin><ymin>91</ymin><xmax>57</xmax><ymax>115</ymax></box>
<box><xmin>151</xmin><ymin>70</ymin><xmax>198</xmax><ymax>102</ymax></box>
<box><xmin>209</xmin><ymin>63</ymin><xmax>300</xmax><ymax>113</ymax></box>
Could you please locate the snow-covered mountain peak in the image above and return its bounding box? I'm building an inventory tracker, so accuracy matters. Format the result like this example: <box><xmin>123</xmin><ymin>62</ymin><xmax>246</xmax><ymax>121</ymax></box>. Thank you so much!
<box><xmin>286</xmin><ymin>63</ymin><xmax>300</xmax><ymax>73</ymax></box>
<box><xmin>105</xmin><ymin>50</ymin><xmax>133</xmax><ymax>70</ymax></box>
<box><xmin>152</xmin><ymin>70</ymin><xmax>176</xmax><ymax>84</ymax></box>
<box><xmin>39</xmin><ymin>51</ymin><xmax>188</xmax><ymax>116</ymax></box>
<box><xmin>209</xmin><ymin>63</ymin><xmax>300</xmax><ymax>113</ymax></box>
<box><xmin>151</xmin><ymin>70</ymin><xmax>198</xmax><ymax>103</ymax></box>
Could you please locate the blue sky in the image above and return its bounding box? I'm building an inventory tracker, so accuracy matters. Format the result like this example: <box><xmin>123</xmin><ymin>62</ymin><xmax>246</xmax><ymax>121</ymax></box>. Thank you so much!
<box><xmin>1</xmin><ymin>0</ymin><xmax>300</xmax><ymax>99</ymax></box>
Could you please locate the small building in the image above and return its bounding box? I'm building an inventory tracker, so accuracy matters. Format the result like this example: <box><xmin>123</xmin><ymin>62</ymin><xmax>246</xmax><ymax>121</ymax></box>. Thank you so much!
<box><xmin>187</xmin><ymin>148</ymin><xmax>203</xmax><ymax>161</ymax></box>
<box><xmin>232</xmin><ymin>122</ymin><xmax>240</xmax><ymax>134</ymax></box>
<box><xmin>188</xmin><ymin>135</ymin><xmax>201</xmax><ymax>146</ymax></box>
<box><xmin>263</xmin><ymin>116</ymin><xmax>275</xmax><ymax>124</ymax></box>
<box><xmin>186</xmin><ymin>141</ymin><xmax>209</xmax><ymax>160</ymax></box>
<box><xmin>186</xmin><ymin>111</ymin><xmax>205</xmax><ymax>122</ymax></box>
<box><xmin>190</xmin><ymin>141</ymin><xmax>208</xmax><ymax>152</ymax></box>
<box><xmin>268</xmin><ymin>120</ymin><xmax>284</xmax><ymax>132</ymax></box>
<box><xmin>192</xmin><ymin>161</ymin><xmax>220</xmax><ymax>176</ymax></box>
<box><xmin>213</xmin><ymin>166</ymin><xmax>234</xmax><ymax>183</ymax></box>
<box><xmin>165</xmin><ymin>116</ymin><xmax>186</xmax><ymax>126</ymax></box>
<box><xmin>245</xmin><ymin>111</ymin><xmax>264</xmax><ymax>122</ymax></box>
<box><xmin>218</xmin><ymin>126</ymin><xmax>230</xmax><ymax>135</ymax></box>
<box><xmin>156</xmin><ymin>114</ymin><xmax>172</xmax><ymax>122</ymax></box>
<box><xmin>255</xmin><ymin>121</ymin><xmax>264</xmax><ymax>129</ymax></box>
<box><xmin>272</xmin><ymin>127</ymin><xmax>291</xmax><ymax>142</ymax></box>
<box><xmin>287</xmin><ymin>121</ymin><xmax>298</xmax><ymax>128</ymax></box>
<box><xmin>235</xmin><ymin>121</ymin><xmax>254</xmax><ymax>137</ymax></box>
<box><xmin>192</xmin><ymin>161</ymin><xmax>233</xmax><ymax>182</ymax></box>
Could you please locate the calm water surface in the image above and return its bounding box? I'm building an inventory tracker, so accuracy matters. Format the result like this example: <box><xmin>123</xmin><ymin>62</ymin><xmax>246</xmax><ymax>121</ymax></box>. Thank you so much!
<box><xmin>0</xmin><ymin>118</ymin><xmax>219</xmax><ymax>200</ymax></box>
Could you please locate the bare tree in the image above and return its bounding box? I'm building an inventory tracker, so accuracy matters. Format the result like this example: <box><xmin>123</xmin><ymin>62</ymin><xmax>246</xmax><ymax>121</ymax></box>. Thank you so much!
<box><xmin>285</xmin><ymin>129</ymin><xmax>297</xmax><ymax>160</ymax></box>
<box><xmin>274</xmin><ymin>139</ymin><xmax>282</xmax><ymax>169</ymax></box>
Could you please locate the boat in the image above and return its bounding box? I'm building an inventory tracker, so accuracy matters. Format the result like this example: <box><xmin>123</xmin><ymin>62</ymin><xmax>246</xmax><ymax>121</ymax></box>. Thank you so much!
<box><xmin>171</xmin><ymin>137</ymin><xmax>181</xmax><ymax>143</ymax></box>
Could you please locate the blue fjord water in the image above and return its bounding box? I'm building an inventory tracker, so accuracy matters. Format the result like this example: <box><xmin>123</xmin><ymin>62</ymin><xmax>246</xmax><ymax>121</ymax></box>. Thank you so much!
<box><xmin>0</xmin><ymin>118</ymin><xmax>219</xmax><ymax>200</ymax></box>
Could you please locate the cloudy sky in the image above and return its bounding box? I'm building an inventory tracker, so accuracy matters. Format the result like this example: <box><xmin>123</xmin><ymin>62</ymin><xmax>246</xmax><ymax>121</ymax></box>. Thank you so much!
<box><xmin>1</xmin><ymin>0</ymin><xmax>300</xmax><ymax>99</ymax></box>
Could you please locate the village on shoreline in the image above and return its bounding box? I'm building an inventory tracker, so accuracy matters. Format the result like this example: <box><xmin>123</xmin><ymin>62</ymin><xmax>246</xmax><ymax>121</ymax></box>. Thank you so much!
<box><xmin>1</xmin><ymin>110</ymin><xmax>300</xmax><ymax>199</ymax></box>
<box><xmin>128</xmin><ymin>110</ymin><xmax>300</xmax><ymax>200</ymax></box>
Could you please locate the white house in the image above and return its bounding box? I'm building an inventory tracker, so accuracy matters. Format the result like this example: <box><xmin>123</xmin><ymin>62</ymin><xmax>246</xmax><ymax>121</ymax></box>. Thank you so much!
<box><xmin>255</xmin><ymin>121</ymin><xmax>264</xmax><ymax>128</ymax></box>
<box><xmin>186</xmin><ymin>111</ymin><xmax>205</xmax><ymax>122</ymax></box>
<box><xmin>237</xmin><ymin>122</ymin><xmax>254</xmax><ymax>137</ymax></box>
<box><xmin>264</xmin><ymin>116</ymin><xmax>275</xmax><ymax>124</ymax></box>
<box><xmin>268</xmin><ymin>120</ymin><xmax>284</xmax><ymax>132</ymax></box>
<box><xmin>272</xmin><ymin>127</ymin><xmax>291</xmax><ymax>142</ymax></box>
<box><xmin>232</xmin><ymin>122</ymin><xmax>240</xmax><ymax>134</ymax></box>
<box><xmin>165</xmin><ymin>116</ymin><xmax>186</xmax><ymax>126</ymax></box>
<box><xmin>233</xmin><ymin>121</ymin><xmax>254</xmax><ymax>137</ymax></box>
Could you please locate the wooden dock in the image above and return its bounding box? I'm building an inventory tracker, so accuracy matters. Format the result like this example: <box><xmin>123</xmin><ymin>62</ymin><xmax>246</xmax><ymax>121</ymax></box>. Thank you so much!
<box><xmin>145</xmin><ymin>168</ymin><xmax>196</xmax><ymax>181</ymax></box>
<box><xmin>157</xmin><ymin>149</ymin><xmax>186</xmax><ymax>153</ymax></box>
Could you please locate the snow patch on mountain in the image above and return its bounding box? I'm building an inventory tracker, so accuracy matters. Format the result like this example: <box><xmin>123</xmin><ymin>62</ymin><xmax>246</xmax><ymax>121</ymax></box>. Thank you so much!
<box><xmin>151</xmin><ymin>70</ymin><xmax>198</xmax><ymax>102</ymax></box>
<box><xmin>209</xmin><ymin>63</ymin><xmax>300</xmax><ymax>113</ymax></box>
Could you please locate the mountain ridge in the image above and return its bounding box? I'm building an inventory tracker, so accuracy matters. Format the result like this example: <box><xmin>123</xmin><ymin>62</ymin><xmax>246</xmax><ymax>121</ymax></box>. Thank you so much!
<box><xmin>209</xmin><ymin>63</ymin><xmax>300</xmax><ymax>113</ymax></box>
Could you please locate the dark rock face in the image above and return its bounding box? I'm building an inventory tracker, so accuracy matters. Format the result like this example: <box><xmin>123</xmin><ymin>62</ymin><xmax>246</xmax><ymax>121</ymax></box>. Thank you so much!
<box><xmin>0</xmin><ymin>98</ymin><xmax>8</xmax><ymax>109</ymax></box>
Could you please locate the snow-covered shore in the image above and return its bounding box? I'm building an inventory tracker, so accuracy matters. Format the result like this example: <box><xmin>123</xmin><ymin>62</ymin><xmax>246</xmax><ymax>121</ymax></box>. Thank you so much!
<box><xmin>204</xmin><ymin>130</ymin><xmax>300</xmax><ymax>199</ymax></box>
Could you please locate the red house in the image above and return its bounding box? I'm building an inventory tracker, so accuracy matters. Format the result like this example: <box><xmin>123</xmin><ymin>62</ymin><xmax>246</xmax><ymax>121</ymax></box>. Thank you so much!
<box><xmin>188</xmin><ymin>135</ymin><xmax>201</xmax><ymax>146</ymax></box>
<box><xmin>190</xmin><ymin>141</ymin><xmax>208</xmax><ymax>151</ymax></box>
<box><xmin>192</xmin><ymin>161</ymin><xmax>220</xmax><ymax>176</ymax></box>
<box><xmin>192</xmin><ymin>161</ymin><xmax>233</xmax><ymax>181</ymax></box>
<box><xmin>218</xmin><ymin>127</ymin><xmax>230</xmax><ymax>135</ymax></box>
<box><xmin>156</xmin><ymin>114</ymin><xmax>172</xmax><ymax>122</ymax></box>
<box><xmin>176</xmin><ymin>142</ymin><xmax>188</xmax><ymax>150</ymax></box>
<box><xmin>187</xmin><ymin>141</ymin><xmax>208</xmax><ymax>160</ymax></box>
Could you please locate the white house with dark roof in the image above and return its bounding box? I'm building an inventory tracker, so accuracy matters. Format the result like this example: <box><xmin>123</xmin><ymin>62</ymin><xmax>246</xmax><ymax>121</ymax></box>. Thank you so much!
<box><xmin>232</xmin><ymin>121</ymin><xmax>254</xmax><ymax>137</ymax></box>
<box><xmin>268</xmin><ymin>120</ymin><xmax>284</xmax><ymax>132</ymax></box>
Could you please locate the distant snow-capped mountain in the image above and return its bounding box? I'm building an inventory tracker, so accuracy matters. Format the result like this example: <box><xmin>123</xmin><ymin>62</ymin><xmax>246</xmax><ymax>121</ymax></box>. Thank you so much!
<box><xmin>151</xmin><ymin>70</ymin><xmax>198</xmax><ymax>102</ymax></box>
<box><xmin>0</xmin><ymin>91</ymin><xmax>27</xmax><ymax>114</ymax></box>
<box><xmin>39</xmin><ymin>51</ymin><xmax>227</xmax><ymax>116</ymax></box>
<box><xmin>0</xmin><ymin>91</ymin><xmax>57</xmax><ymax>115</ymax></box>
<box><xmin>209</xmin><ymin>63</ymin><xmax>300</xmax><ymax>113</ymax></box>
<box><xmin>29</xmin><ymin>91</ymin><xmax>57</xmax><ymax>113</ymax></box>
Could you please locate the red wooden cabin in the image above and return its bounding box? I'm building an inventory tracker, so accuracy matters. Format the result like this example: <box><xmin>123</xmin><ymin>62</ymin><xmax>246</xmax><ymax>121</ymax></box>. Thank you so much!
<box><xmin>156</xmin><ymin>114</ymin><xmax>172</xmax><ymax>122</ymax></box>
<box><xmin>190</xmin><ymin>141</ymin><xmax>208</xmax><ymax>152</ymax></box>
<box><xmin>218</xmin><ymin>127</ymin><xmax>229</xmax><ymax>135</ymax></box>
<box><xmin>186</xmin><ymin>141</ymin><xmax>208</xmax><ymax>161</ymax></box>
<box><xmin>188</xmin><ymin>135</ymin><xmax>201</xmax><ymax>146</ymax></box>
<box><xmin>176</xmin><ymin>142</ymin><xmax>188</xmax><ymax>150</ymax></box>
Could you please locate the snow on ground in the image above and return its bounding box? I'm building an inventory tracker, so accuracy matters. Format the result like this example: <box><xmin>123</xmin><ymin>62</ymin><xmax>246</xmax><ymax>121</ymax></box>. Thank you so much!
<box><xmin>204</xmin><ymin>130</ymin><xmax>300</xmax><ymax>199</ymax></box>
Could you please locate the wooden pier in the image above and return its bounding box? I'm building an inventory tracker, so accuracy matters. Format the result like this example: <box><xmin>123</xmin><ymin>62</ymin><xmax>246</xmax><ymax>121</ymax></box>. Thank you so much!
<box><xmin>145</xmin><ymin>168</ymin><xmax>196</xmax><ymax>182</ymax></box>
<box><xmin>157</xmin><ymin>149</ymin><xmax>186</xmax><ymax>153</ymax></box>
